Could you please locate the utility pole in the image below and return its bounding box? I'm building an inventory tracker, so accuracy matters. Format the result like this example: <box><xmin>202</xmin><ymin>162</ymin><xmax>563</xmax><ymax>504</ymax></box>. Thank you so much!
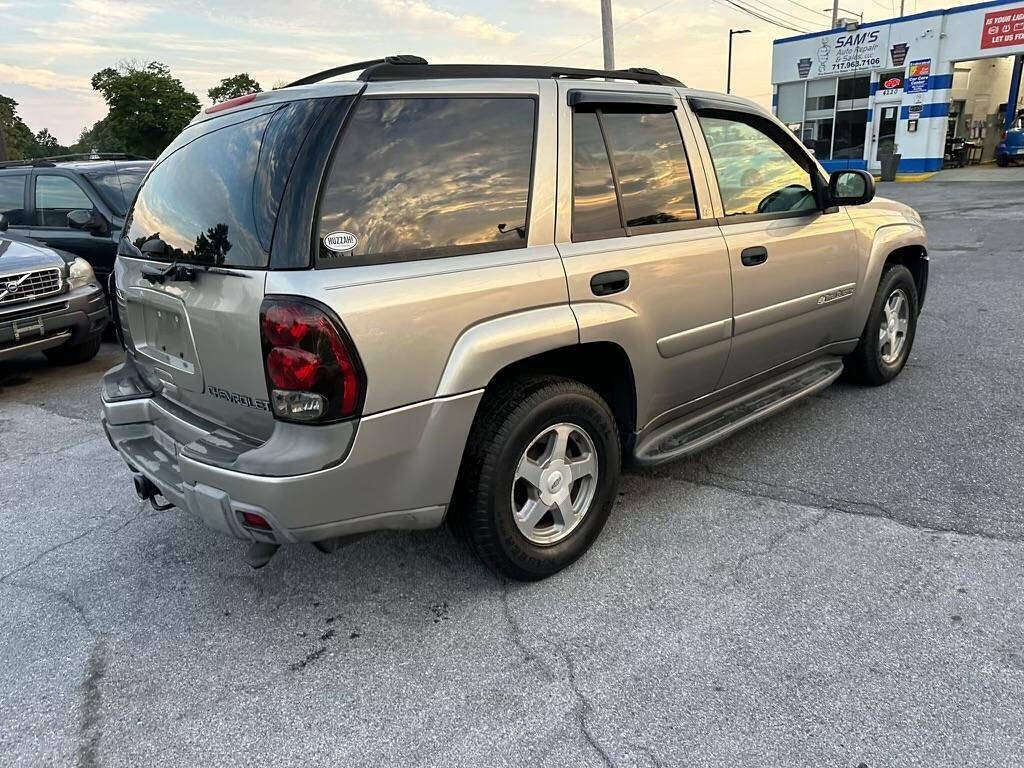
<box><xmin>601</xmin><ymin>0</ymin><xmax>615</xmax><ymax>71</ymax></box>
<box><xmin>831</xmin><ymin>0</ymin><xmax>839</xmax><ymax>27</ymax></box>
<box><xmin>900</xmin><ymin>0</ymin><xmax>905</xmax><ymax>16</ymax></box>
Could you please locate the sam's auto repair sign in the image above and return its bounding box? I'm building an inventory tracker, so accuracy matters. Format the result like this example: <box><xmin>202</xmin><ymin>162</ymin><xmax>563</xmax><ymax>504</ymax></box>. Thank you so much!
<box><xmin>981</xmin><ymin>4</ymin><xmax>1024</xmax><ymax>49</ymax></box>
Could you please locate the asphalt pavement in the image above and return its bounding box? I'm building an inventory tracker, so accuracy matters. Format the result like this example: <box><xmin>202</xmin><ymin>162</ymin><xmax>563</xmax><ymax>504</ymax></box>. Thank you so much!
<box><xmin>2</xmin><ymin>177</ymin><xmax>1023</xmax><ymax>767</ymax></box>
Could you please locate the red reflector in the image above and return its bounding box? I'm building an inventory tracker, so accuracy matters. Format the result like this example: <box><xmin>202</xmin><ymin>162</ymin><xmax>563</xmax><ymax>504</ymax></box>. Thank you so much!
<box><xmin>206</xmin><ymin>93</ymin><xmax>259</xmax><ymax>114</ymax></box>
<box><xmin>241</xmin><ymin>511</ymin><xmax>271</xmax><ymax>530</ymax></box>
<box><xmin>267</xmin><ymin>347</ymin><xmax>322</xmax><ymax>390</ymax></box>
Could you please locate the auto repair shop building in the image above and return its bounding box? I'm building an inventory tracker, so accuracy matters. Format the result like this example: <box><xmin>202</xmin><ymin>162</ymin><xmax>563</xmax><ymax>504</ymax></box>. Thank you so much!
<box><xmin>771</xmin><ymin>0</ymin><xmax>1024</xmax><ymax>173</ymax></box>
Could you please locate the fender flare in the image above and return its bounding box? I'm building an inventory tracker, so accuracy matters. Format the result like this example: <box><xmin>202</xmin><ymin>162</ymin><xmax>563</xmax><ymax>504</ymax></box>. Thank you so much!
<box><xmin>434</xmin><ymin>305</ymin><xmax>580</xmax><ymax>397</ymax></box>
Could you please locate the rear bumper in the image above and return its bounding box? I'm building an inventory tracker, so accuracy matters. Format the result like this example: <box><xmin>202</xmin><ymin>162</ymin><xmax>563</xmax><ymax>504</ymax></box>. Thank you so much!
<box><xmin>0</xmin><ymin>284</ymin><xmax>108</xmax><ymax>361</ymax></box>
<box><xmin>101</xmin><ymin>359</ymin><xmax>482</xmax><ymax>544</ymax></box>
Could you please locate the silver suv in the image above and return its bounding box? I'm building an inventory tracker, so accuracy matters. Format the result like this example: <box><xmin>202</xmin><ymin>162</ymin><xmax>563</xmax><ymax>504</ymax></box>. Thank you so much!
<box><xmin>101</xmin><ymin>58</ymin><xmax>928</xmax><ymax>580</ymax></box>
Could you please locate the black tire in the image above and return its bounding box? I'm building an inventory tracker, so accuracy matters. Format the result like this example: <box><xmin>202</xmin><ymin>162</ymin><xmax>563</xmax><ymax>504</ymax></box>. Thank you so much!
<box><xmin>996</xmin><ymin>153</ymin><xmax>1009</xmax><ymax>168</ymax></box>
<box><xmin>451</xmin><ymin>376</ymin><xmax>621</xmax><ymax>581</ymax></box>
<box><xmin>843</xmin><ymin>264</ymin><xmax>918</xmax><ymax>386</ymax></box>
<box><xmin>44</xmin><ymin>333</ymin><xmax>102</xmax><ymax>366</ymax></box>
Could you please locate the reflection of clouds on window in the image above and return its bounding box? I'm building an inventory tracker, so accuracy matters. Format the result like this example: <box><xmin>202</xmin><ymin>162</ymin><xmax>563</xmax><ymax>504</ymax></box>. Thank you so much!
<box><xmin>318</xmin><ymin>97</ymin><xmax>535</xmax><ymax>264</ymax></box>
<box><xmin>600</xmin><ymin>111</ymin><xmax>697</xmax><ymax>227</ymax></box>
<box><xmin>125</xmin><ymin>113</ymin><xmax>271</xmax><ymax>267</ymax></box>
<box><xmin>699</xmin><ymin>116</ymin><xmax>813</xmax><ymax>216</ymax></box>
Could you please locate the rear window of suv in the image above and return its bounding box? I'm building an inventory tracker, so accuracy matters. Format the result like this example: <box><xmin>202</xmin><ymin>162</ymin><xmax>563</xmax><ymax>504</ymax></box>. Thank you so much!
<box><xmin>316</xmin><ymin>97</ymin><xmax>536</xmax><ymax>267</ymax></box>
<box><xmin>123</xmin><ymin>100</ymin><xmax>329</xmax><ymax>268</ymax></box>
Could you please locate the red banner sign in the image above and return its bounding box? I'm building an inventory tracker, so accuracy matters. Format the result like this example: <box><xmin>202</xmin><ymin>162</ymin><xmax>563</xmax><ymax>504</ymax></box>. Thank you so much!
<box><xmin>981</xmin><ymin>5</ymin><xmax>1024</xmax><ymax>49</ymax></box>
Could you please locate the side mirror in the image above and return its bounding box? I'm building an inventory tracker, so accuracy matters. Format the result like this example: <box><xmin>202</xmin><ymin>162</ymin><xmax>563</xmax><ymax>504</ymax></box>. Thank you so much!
<box><xmin>828</xmin><ymin>169</ymin><xmax>875</xmax><ymax>206</ymax></box>
<box><xmin>67</xmin><ymin>208</ymin><xmax>110</xmax><ymax>236</ymax></box>
<box><xmin>67</xmin><ymin>209</ymin><xmax>94</xmax><ymax>229</ymax></box>
<box><xmin>0</xmin><ymin>213</ymin><xmax>8</xmax><ymax>232</ymax></box>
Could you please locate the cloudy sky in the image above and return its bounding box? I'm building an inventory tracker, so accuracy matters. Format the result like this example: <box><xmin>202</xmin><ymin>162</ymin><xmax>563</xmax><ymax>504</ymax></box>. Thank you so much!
<box><xmin>2</xmin><ymin>0</ymin><xmax>948</xmax><ymax>144</ymax></box>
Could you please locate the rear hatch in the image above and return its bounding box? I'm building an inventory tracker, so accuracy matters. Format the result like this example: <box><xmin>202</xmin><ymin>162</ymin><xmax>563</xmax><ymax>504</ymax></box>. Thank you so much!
<box><xmin>115</xmin><ymin>94</ymin><xmax>351</xmax><ymax>439</ymax></box>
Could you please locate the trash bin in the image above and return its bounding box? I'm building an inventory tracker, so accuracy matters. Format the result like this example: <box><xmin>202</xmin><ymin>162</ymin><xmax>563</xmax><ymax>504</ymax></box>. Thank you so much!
<box><xmin>880</xmin><ymin>153</ymin><xmax>901</xmax><ymax>182</ymax></box>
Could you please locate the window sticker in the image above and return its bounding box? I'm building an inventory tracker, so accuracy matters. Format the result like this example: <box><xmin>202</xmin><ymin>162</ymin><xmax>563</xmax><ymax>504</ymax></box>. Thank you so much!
<box><xmin>323</xmin><ymin>231</ymin><xmax>357</xmax><ymax>253</ymax></box>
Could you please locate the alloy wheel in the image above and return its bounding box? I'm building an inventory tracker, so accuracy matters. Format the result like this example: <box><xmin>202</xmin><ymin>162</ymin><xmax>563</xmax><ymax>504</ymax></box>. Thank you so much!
<box><xmin>878</xmin><ymin>287</ymin><xmax>910</xmax><ymax>365</ymax></box>
<box><xmin>511</xmin><ymin>422</ymin><xmax>599</xmax><ymax>546</ymax></box>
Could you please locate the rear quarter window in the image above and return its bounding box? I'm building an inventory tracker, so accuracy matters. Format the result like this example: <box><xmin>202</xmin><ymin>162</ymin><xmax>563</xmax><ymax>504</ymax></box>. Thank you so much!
<box><xmin>316</xmin><ymin>96</ymin><xmax>536</xmax><ymax>267</ymax></box>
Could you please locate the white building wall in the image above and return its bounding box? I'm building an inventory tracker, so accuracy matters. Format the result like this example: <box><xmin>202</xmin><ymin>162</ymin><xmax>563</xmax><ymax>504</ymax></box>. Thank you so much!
<box><xmin>771</xmin><ymin>0</ymin><xmax>1024</xmax><ymax>172</ymax></box>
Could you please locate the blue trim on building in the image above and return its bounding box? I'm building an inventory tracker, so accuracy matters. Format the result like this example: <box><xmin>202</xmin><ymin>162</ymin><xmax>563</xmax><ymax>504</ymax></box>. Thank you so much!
<box><xmin>896</xmin><ymin>157</ymin><xmax>944</xmax><ymax>172</ymax></box>
<box><xmin>821</xmin><ymin>159</ymin><xmax>868</xmax><ymax>171</ymax></box>
<box><xmin>900</xmin><ymin>102</ymin><xmax>950</xmax><ymax>119</ymax></box>
<box><xmin>865</xmin><ymin>109</ymin><xmax>874</xmax><ymax>121</ymax></box>
<box><xmin>929</xmin><ymin>74</ymin><xmax>954</xmax><ymax>90</ymax></box>
<box><xmin>772</xmin><ymin>92</ymin><xmax>778</xmax><ymax>106</ymax></box>
<box><xmin>774</xmin><ymin>0</ymin><xmax>1021</xmax><ymax>45</ymax></box>
<box><xmin>822</xmin><ymin>157</ymin><xmax>941</xmax><ymax>172</ymax></box>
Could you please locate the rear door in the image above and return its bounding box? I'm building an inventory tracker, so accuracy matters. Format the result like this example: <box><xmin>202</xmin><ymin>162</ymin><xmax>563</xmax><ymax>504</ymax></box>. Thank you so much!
<box><xmin>116</xmin><ymin>95</ymin><xmax>349</xmax><ymax>439</ymax></box>
<box><xmin>555</xmin><ymin>81</ymin><xmax>733</xmax><ymax>430</ymax></box>
<box><xmin>687</xmin><ymin>101</ymin><xmax>859</xmax><ymax>386</ymax></box>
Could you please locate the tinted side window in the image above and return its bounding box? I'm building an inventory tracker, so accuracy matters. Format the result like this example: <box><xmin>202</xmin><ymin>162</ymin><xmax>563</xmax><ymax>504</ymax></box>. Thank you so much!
<box><xmin>601</xmin><ymin>111</ymin><xmax>698</xmax><ymax>228</ymax></box>
<box><xmin>698</xmin><ymin>115</ymin><xmax>815</xmax><ymax>217</ymax></box>
<box><xmin>0</xmin><ymin>175</ymin><xmax>26</xmax><ymax>225</ymax></box>
<box><xmin>572</xmin><ymin>111</ymin><xmax>622</xmax><ymax>237</ymax></box>
<box><xmin>35</xmin><ymin>176</ymin><xmax>93</xmax><ymax>227</ymax></box>
<box><xmin>317</xmin><ymin>97</ymin><xmax>536</xmax><ymax>266</ymax></box>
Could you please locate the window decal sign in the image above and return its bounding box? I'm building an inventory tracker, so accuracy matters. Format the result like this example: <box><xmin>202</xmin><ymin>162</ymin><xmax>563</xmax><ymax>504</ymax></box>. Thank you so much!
<box><xmin>878</xmin><ymin>72</ymin><xmax>904</xmax><ymax>95</ymax></box>
<box><xmin>797</xmin><ymin>57</ymin><xmax>812</xmax><ymax>78</ymax></box>
<box><xmin>905</xmin><ymin>59</ymin><xmax>931</xmax><ymax>94</ymax></box>
<box><xmin>323</xmin><ymin>231</ymin><xmax>358</xmax><ymax>253</ymax></box>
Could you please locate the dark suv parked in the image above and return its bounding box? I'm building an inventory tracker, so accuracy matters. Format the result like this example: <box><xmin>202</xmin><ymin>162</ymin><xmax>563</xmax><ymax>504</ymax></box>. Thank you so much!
<box><xmin>0</xmin><ymin>154</ymin><xmax>152</xmax><ymax>286</ymax></box>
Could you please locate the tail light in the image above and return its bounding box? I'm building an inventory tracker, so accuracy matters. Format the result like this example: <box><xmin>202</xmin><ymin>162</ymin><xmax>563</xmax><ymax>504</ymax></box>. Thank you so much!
<box><xmin>1000</xmin><ymin>130</ymin><xmax>1008</xmax><ymax>141</ymax></box>
<box><xmin>259</xmin><ymin>297</ymin><xmax>365</xmax><ymax>423</ymax></box>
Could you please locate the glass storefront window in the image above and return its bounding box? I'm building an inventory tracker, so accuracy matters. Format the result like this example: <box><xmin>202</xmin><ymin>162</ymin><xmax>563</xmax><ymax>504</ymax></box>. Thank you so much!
<box><xmin>837</xmin><ymin>75</ymin><xmax>871</xmax><ymax>101</ymax></box>
<box><xmin>805</xmin><ymin>78</ymin><xmax>836</xmax><ymax>113</ymax></box>
<box><xmin>833</xmin><ymin>109</ymin><xmax>869</xmax><ymax>159</ymax></box>
<box><xmin>802</xmin><ymin>118</ymin><xmax>834</xmax><ymax>158</ymax></box>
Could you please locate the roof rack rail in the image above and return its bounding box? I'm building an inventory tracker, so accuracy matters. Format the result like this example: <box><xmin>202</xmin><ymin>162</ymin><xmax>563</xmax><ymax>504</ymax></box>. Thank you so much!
<box><xmin>38</xmin><ymin>152</ymin><xmax>150</xmax><ymax>162</ymax></box>
<box><xmin>284</xmin><ymin>56</ymin><xmax>684</xmax><ymax>88</ymax></box>
<box><xmin>285</xmin><ymin>56</ymin><xmax>428</xmax><ymax>88</ymax></box>
<box><xmin>0</xmin><ymin>153</ymin><xmax>149</xmax><ymax>170</ymax></box>
<box><xmin>0</xmin><ymin>158</ymin><xmax>55</xmax><ymax>169</ymax></box>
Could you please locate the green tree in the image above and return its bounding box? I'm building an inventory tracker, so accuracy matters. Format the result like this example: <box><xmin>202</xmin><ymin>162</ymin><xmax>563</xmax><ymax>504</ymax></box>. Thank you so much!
<box><xmin>208</xmin><ymin>73</ymin><xmax>261</xmax><ymax>103</ymax></box>
<box><xmin>90</xmin><ymin>61</ymin><xmax>200</xmax><ymax>158</ymax></box>
<box><xmin>70</xmin><ymin>118</ymin><xmax>124</xmax><ymax>155</ymax></box>
<box><xmin>0</xmin><ymin>95</ymin><xmax>38</xmax><ymax>160</ymax></box>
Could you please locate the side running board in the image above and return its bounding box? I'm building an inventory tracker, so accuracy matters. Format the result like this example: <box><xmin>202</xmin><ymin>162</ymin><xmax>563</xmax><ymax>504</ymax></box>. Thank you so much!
<box><xmin>634</xmin><ymin>357</ymin><xmax>844</xmax><ymax>466</ymax></box>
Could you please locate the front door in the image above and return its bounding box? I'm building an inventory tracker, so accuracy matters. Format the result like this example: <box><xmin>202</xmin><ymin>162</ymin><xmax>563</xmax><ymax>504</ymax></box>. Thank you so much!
<box><xmin>687</xmin><ymin>103</ymin><xmax>860</xmax><ymax>387</ymax></box>
<box><xmin>555</xmin><ymin>81</ymin><xmax>734</xmax><ymax>430</ymax></box>
<box><xmin>27</xmin><ymin>172</ymin><xmax>116</xmax><ymax>278</ymax></box>
<box><xmin>869</xmin><ymin>104</ymin><xmax>899</xmax><ymax>173</ymax></box>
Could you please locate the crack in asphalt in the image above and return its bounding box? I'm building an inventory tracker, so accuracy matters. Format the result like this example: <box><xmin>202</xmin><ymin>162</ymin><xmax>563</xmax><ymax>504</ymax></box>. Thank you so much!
<box><xmin>499</xmin><ymin>578</ymin><xmax>615</xmax><ymax>767</ymax></box>
<box><xmin>672</xmin><ymin>459</ymin><xmax>1021</xmax><ymax>545</ymax></box>
<box><xmin>1</xmin><ymin>502</ymin><xmax>159</xmax><ymax>767</ymax></box>
<box><xmin>730</xmin><ymin>510</ymin><xmax>830</xmax><ymax>585</ymax></box>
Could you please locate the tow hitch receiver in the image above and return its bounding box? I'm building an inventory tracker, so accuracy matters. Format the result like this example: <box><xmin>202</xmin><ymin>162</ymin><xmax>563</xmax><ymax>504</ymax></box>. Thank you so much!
<box><xmin>132</xmin><ymin>473</ymin><xmax>174</xmax><ymax>511</ymax></box>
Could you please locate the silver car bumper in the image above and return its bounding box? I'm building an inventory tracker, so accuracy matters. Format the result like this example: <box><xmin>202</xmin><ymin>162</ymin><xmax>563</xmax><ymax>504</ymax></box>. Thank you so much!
<box><xmin>101</xmin><ymin>361</ymin><xmax>482</xmax><ymax>544</ymax></box>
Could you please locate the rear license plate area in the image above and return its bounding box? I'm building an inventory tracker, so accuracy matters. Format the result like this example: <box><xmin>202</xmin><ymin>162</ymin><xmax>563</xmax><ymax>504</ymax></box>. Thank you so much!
<box><xmin>141</xmin><ymin>305</ymin><xmax>195</xmax><ymax>374</ymax></box>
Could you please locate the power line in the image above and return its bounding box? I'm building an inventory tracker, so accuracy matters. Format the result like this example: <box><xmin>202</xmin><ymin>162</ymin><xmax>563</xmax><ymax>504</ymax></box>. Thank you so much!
<box><xmin>774</xmin><ymin>0</ymin><xmax>830</xmax><ymax>18</ymax></box>
<box><xmin>743</xmin><ymin>0</ymin><xmax>824</xmax><ymax>27</ymax></box>
<box><xmin>710</xmin><ymin>0</ymin><xmax>811</xmax><ymax>32</ymax></box>
<box><xmin>542</xmin><ymin>0</ymin><xmax>682</xmax><ymax>64</ymax></box>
